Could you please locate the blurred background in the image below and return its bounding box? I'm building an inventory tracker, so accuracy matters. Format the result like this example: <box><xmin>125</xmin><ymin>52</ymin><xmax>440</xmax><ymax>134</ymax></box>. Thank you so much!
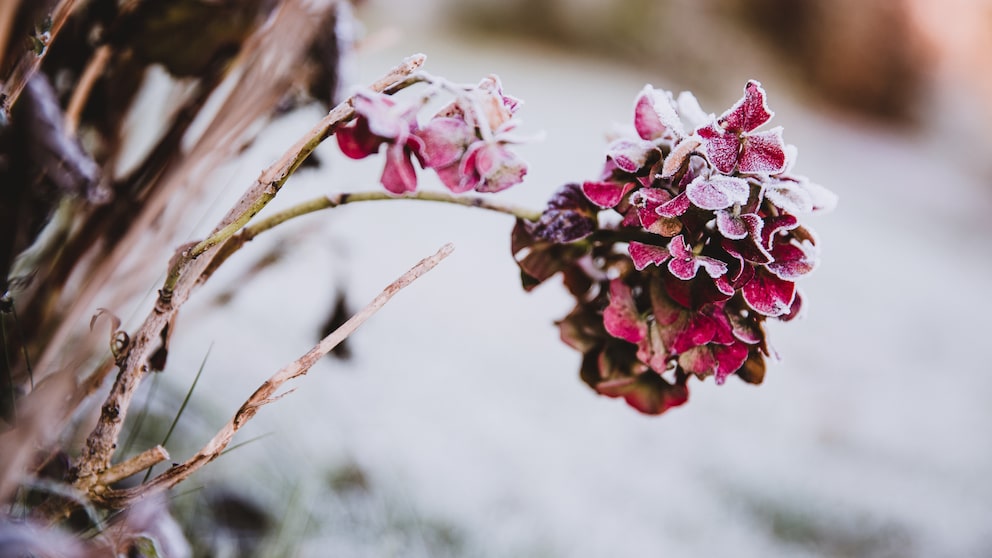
<box><xmin>139</xmin><ymin>0</ymin><xmax>992</xmax><ymax>555</ymax></box>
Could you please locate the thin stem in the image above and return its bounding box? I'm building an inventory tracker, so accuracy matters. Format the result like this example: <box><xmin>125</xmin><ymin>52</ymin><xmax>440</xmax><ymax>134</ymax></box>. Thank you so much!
<box><xmin>142</xmin><ymin>344</ymin><xmax>212</xmax><ymax>484</ymax></box>
<box><xmin>245</xmin><ymin>190</ymin><xmax>542</xmax><ymax>240</ymax></box>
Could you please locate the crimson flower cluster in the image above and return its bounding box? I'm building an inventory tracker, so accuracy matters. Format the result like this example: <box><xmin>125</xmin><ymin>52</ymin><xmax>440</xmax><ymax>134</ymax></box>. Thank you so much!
<box><xmin>337</xmin><ymin>75</ymin><xmax>528</xmax><ymax>194</ymax></box>
<box><xmin>514</xmin><ymin>80</ymin><xmax>835</xmax><ymax>414</ymax></box>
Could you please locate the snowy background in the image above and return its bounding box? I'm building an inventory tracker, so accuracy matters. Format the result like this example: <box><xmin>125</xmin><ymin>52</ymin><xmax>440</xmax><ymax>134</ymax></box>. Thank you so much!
<box><xmin>142</xmin><ymin>1</ymin><xmax>992</xmax><ymax>556</ymax></box>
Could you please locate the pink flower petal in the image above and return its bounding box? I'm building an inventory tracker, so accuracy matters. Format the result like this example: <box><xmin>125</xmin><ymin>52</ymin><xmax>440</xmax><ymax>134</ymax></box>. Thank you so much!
<box><xmin>767</xmin><ymin>241</ymin><xmax>816</xmax><ymax>280</ymax></box>
<box><xmin>607</xmin><ymin>138</ymin><xmax>657</xmax><ymax>173</ymax></box>
<box><xmin>418</xmin><ymin>117</ymin><xmax>474</xmax><ymax>169</ymax></box>
<box><xmin>604</xmin><ymin>279</ymin><xmax>645</xmax><ymax>344</ymax></box>
<box><xmin>628</xmin><ymin>242</ymin><xmax>671</xmax><ymax>271</ymax></box>
<box><xmin>582</xmin><ymin>180</ymin><xmax>634</xmax><ymax>208</ymax></box>
<box><xmin>742</xmin><ymin>269</ymin><xmax>796</xmax><ymax>317</ymax></box>
<box><xmin>336</xmin><ymin>119</ymin><xmax>381</xmax><ymax>160</ymax></box>
<box><xmin>697</xmin><ymin>123</ymin><xmax>741</xmax><ymax>175</ymax></box>
<box><xmin>634</xmin><ymin>87</ymin><xmax>666</xmax><ymax>141</ymax></box>
<box><xmin>716</xmin><ymin>210</ymin><xmax>762</xmax><ymax>240</ymax></box>
<box><xmin>686</xmin><ymin>175</ymin><xmax>750</xmax><ymax>210</ymax></box>
<box><xmin>380</xmin><ymin>142</ymin><xmax>418</xmax><ymax>194</ymax></box>
<box><xmin>656</xmin><ymin>192</ymin><xmax>691</xmax><ymax>217</ymax></box>
<box><xmin>719</xmin><ymin>80</ymin><xmax>774</xmax><ymax>133</ymax></box>
<box><xmin>738</xmin><ymin>127</ymin><xmax>786</xmax><ymax>174</ymax></box>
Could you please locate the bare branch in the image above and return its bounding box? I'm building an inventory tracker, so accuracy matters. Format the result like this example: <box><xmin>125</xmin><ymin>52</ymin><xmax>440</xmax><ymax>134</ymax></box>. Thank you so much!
<box><xmin>0</xmin><ymin>0</ymin><xmax>80</xmax><ymax>120</ymax></box>
<box><xmin>93</xmin><ymin>243</ymin><xmax>455</xmax><ymax>508</ymax></box>
<box><xmin>71</xmin><ymin>53</ymin><xmax>427</xmax><ymax>485</ymax></box>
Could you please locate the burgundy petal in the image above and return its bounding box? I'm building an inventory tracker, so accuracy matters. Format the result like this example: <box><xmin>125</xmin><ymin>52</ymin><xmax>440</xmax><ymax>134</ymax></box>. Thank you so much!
<box><xmin>336</xmin><ymin>119</ymin><xmax>382</xmax><ymax>160</ymax></box>
<box><xmin>582</xmin><ymin>180</ymin><xmax>634</xmax><ymax>208</ymax></box>
<box><xmin>604</xmin><ymin>279</ymin><xmax>645</xmax><ymax>343</ymax></box>
<box><xmin>686</xmin><ymin>175</ymin><xmax>750</xmax><ymax>210</ymax></box>
<box><xmin>767</xmin><ymin>241</ymin><xmax>816</xmax><ymax>280</ymax></box>
<box><xmin>380</xmin><ymin>142</ymin><xmax>418</xmax><ymax>194</ymax></box>
<box><xmin>628</xmin><ymin>242</ymin><xmax>671</xmax><ymax>271</ymax></box>
<box><xmin>716</xmin><ymin>210</ymin><xmax>761</xmax><ymax>240</ymax></box>
<box><xmin>719</xmin><ymin>80</ymin><xmax>774</xmax><ymax>133</ymax></box>
<box><xmin>606</xmin><ymin>138</ymin><xmax>657</xmax><ymax>174</ymax></box>
<box><xmin>738</xmin><ymin>127</ymin><xmax>787</xmax><ymax>174</ymax></box>
<box><xmin>697</xmin><ymin>123</ymin><xmax>741</xmax><ymax>174</ymax></box>
<box><xmin>742</xmin><ymin>269</ymin><xmax>796</xmax><ymax>317</ymax></box>
<box><xmin>656</xmin><ymin>192</ymin><xmax>691</xmax><ymax>217</ymax></box>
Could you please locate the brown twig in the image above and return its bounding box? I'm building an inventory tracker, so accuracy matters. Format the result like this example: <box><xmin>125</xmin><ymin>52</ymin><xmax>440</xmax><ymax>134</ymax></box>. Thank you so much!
<box><xmin>72</xmin><ymin>53</ymin><xmax>427</xmax><ymax>486</ymax></box>
<box><xmin>93</xmin><ymin>243</ymin><xmax>454</xmax><ymax>508</ymax></box>
<box><xmin>0</xmin><ymin>0</ymin><xmax>80</xmax><ymax>120</ymax></box>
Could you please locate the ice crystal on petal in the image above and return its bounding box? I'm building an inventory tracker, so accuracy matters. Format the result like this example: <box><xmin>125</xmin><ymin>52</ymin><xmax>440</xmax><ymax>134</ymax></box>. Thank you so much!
<box><xmin>685</xmin><ymin>175</ymin><xmax>750</xmax><ymax>210</ymax></box>
<box><xmin>628</xmin><ymin>242</ymin><xmax>671</xmax><ymax>271</ymax></box>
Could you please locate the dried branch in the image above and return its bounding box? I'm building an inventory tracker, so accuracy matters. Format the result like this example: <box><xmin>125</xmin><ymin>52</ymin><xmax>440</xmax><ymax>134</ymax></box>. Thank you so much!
<box><xmin>95</xmin><ymin>445</ymin><xmax>168</xmax><ymax>487</ymax></box>
<box><xmin>72</xmin><ymin>53</ymin><xmax>427</xmax><ymax>485</ymax></box>
<box><xmin>0</xmin><ymin>0</ymin><xmax>80</xmax><ymax>120</ymax></box>
<box><xmin>92</xmin><ymin>243</ymin><xmax>455</xmax><ymax>508</ymax></box>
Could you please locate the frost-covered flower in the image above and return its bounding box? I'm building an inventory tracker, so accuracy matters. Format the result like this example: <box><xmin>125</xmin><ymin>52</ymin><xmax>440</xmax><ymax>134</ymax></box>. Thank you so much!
<box><xmin>336</xmin><ymin>90</ymin><xmax>425</xmax><ymax>194</ymax></box>
<box><xmin>513</xmin><ymin>79</ymin><xmax>834</xmax><ymax>415</ymax></box>
<box><xmin>336</xmin><ymin>76</ymin><xmax>529</xmax><ymax>195</ymax></box>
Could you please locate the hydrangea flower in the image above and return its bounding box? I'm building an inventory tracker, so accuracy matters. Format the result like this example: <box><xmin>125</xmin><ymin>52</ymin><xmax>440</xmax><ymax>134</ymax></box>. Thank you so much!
<box><xmin>336</xmin><ymin>90</ymin><xmax>425</xmax><ymax>194</ymax></box>
<box><xmin>336</xmin><ymin>76</ymin><xmax>529</xmax><ymax>195</ymax></box>
<box><xmin>513</xmin><ymin>80</ymin><xmax>834</xmax><ymax>415</ymax></box>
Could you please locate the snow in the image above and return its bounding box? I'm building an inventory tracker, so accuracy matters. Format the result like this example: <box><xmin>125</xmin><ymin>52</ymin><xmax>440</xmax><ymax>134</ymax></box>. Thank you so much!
<box><xmin>157</xmin><ymin>25</ymin><xmax>992</xmax><ymax>558</ymax></box>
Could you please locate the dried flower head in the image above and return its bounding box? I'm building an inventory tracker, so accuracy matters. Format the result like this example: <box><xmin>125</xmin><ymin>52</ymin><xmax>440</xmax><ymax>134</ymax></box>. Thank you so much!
<box><xmin>514</xmin><ymin>80</ymin><xmax>836</xmax><ymax>415</ymax></box>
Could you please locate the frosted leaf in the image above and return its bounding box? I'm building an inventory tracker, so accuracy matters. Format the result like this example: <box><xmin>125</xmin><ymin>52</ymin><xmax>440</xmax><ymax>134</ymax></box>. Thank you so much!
<box><xmin>738</xmin><ymin>127</ymin><xmax>787</xmax><ymax>175</ymax></box>
<box><xmin>661</xmin><ymin>137</ymin><xmax>701</xmax><ymax>179</ymax></box>
<box><xmin>765</xmin><ymin>179</ymin><xmax>814</xmax><ymax>214</ymax></box>
<box><xmin>719</xmin><ymin>80</ymin><xmax>774</xmax><ymax>133</ymax></box>
<box><xmin>686</xmin><ymin>175</ymin><xmax>750</xmax><ymax>210</ymax></box>
<box><xmin>604</xmin><ymin>279</ymin><xmax>646</xmax><ymax>343</ymax></box>
<box><xmin>655</xmin><ymin>192</ymin><xmax>691</xmax><ymax>217</ymax></box>
<box><xmin>606</xmin><ymin>138</ymin><xmax>657</xmax><ymax>173</ymax></box>
<box><xmin>742</xmin><ymin>270</ymin><xmax>796</xmax><ymax>317</ymax></box>
<box><xmin>634</xmin><ymin>86</ymin><xmax>667</xmax><ymax>141</ymax></box>
<box><xmin>716</xmin><ymin>210</ymin><xmax>762</xmax><ymax>240</ymax></box>
<box><xmin>697</xmin><ymin>122</ymin><xmax>740</xmax><ymax>174</ymax></box>
<box><xmin>628</xmin><ymin>241</ymin><xmax>671</xmax><ymax>270</ymax></box>
<box><xmin>767</xmin><ymin>240</ymin><xmax>817</xmax><ymax>280</ymax></box>
<box><xmin>582</xmin><ymin>180</ymin><xmax>635</xmax><ymax>208</ymax></box>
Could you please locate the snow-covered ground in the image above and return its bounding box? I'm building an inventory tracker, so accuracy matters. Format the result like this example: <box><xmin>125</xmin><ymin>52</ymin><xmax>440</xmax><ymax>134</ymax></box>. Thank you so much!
<box><xmin>156</xmin><ymin>18</ymin><xmax>992</xmax><ymax>558</ymax></box>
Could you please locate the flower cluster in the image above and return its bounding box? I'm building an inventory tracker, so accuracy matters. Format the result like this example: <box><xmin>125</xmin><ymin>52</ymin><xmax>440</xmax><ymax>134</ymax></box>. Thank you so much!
<box><xmin>336</xmin><ymin>75</ymin><xmax>528</xmax><ymax>194</ymax></box>
<box><xmin>514</xmin><ymin>80</ymin><xmax>836</xmax><ymax>415</ymax></box>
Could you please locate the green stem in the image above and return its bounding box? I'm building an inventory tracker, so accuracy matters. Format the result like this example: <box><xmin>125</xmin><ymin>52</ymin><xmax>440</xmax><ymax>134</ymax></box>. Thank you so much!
<box><xmin>244</xmin><ymin>190</ymin><xmax>543</xmax><ymax>240</ymax></box>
